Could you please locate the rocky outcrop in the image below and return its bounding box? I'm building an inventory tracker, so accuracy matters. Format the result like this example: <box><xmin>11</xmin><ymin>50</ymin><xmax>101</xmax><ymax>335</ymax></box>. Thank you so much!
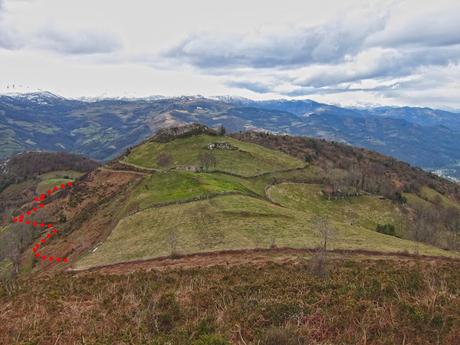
<box><xmin>152</xmin><ymin>124</ymin><xmax>217</xmax><ymax>143</ymax></box>
<box><xmin>207</xmin><ymin>142</ymin><xmax>237</xmax><ymax>150</ymax></box>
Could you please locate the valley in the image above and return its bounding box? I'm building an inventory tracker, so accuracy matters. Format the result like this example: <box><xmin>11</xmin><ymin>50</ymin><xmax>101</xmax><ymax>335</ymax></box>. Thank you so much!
<box><xmin>1</xmin><ymin>93</ymin><xmax>460</xmax><ymax>180</ymax></box>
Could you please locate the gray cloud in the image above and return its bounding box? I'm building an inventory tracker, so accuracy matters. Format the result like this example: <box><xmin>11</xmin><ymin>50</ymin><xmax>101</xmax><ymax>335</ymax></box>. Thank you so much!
<box><xmin>34</xmin><ymin>28</ymin><xmax>122</xmax><ymax>55</ymax></box>
<box><xmin>293</xmin><ymin>46</ymin><xmax>460</xmax><ymax>88</ymax></box>
<box><xmin>164</xmin><ymin>14</ymin><xmax>387</xmax><ymax>69</ymax></box>
<box><xmin>0</xmin><ymin>29</ymin><xmax>18</xmax><ymax>49</ymax></box>
<box><xmin>225</xmin><ymin>80</ymin><xmax>273</xmax><ymax>93</ymax></box>
<box><xmin>282</xmin><ymin>82</ymin><xmax>403</xmax><ymax>97</ymax></box>
<box><xmin>366</xmin><ymin>10</ymin><xmax>460</xmax><ymax>48</ymax></box>
<box><xmin>160</xmin><ymin>2</ymin><xmax>460</xmax><ymax>106</ymax></box>
<box><xmin>0</xmin><ymin>0</ymin><xmax>18</xmax><ymax>49</ymax></box>
<box><xmin>0</xmin><ymin>2</ymin><xmax>121</xmax><ymax>55</ymax></box>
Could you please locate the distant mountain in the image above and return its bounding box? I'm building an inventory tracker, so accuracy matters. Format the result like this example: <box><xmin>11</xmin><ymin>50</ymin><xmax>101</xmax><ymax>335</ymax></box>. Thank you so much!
<box><xmin>365</xmin><ymin>106</ymin><xmax>460</xmax><ymax>131</ymax></box>
<box><xmin>0</xmin><ymin>92</ymin><xmax>459</xmax><ymax>180</ymax></box>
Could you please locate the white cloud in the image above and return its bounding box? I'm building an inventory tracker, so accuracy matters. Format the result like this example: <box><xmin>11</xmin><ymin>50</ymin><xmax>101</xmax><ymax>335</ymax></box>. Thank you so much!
<box><xmin>0</xmin><ymin>0</ymin><xmax>459</xmax><ymax>107</ymax></box>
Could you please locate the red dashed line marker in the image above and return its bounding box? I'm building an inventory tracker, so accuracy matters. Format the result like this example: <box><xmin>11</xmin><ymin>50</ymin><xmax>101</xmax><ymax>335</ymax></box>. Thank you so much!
<box><xmin>9</xmin><ymin>182</ymin><xmax>73</xmax><ymax>264</ymax></box>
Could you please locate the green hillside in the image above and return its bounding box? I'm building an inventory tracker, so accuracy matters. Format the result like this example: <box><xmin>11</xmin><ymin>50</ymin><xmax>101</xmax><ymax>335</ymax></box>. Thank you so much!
<box><xmin>35</xmin><ymin>170</ymin><xmax>84</xmax><ymax>194</ymax></box>
<box><xmin>3</xmin><ymin>127</ymin><xmax>457</xmax><ymax>274</ymax></box>
<box><xmin>72</xmin><ymin>130</ymin><xmax>459</xmax><ymax>269</ymax></box>
<box><xmin>122</xmin><ymin>134</ymin><xmax>304</xmax><ymax>176</ymax></box>
<box><xmin>77</xmin><ymin>187</ymin><xmax>451</xmax><ymax>269</ymax></box>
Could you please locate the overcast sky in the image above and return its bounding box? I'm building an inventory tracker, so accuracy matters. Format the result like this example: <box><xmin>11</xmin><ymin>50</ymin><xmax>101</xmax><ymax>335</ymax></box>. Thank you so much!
<box><xmin>0</xmin><ymin>0</ymin><xmax>459</xmax><ymax>108</ymax></box>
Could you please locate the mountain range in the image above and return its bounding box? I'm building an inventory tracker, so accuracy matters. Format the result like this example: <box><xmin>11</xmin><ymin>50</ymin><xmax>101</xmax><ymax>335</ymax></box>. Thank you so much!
<box><xmin>1</xmin><ymin>92</ymin><xmax>459</xmax><ymax>181</ymax></box>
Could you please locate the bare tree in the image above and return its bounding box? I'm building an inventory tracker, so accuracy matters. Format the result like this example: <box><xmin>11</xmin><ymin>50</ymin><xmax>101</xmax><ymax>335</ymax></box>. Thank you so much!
<box><xmin>216</xmin><ymin>125</ymin><xmax>226</xmax><ymax>136</ymax></box>
<box><xmin>314</xmin><ymin>216</ymin><xmax>335</xmax><ymax>251</ymax></box>
<box><xmin>198</xmin><ymin>152</ymin><xmax>217</xmax><ymax>171</ymax></box>
<box><xmin>410</xmin><ymin>204</ymin><xmax>441</xmax><ymax>245</ymax></box>
<box><xmin>444</xmin><ymin>207</ymin><xmax>460</xmax><ymax>250</ymax></box>
<box><xmin>167</xmin><ymin>230</ymin><xmax>179</xmax><ymax>257</ymax></box>
<box><xmin>309</xmin><ymin>216</ymin><xmax>335</xmax><ymax>278</ymax></box>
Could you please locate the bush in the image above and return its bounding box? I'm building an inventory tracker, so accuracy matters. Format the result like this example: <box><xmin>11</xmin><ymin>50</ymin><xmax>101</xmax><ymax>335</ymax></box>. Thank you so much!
<box><xmin>192</xmin><ymin>334</ymin><xmax>230</xmax><ymax>345</ymax></box>
<box><xmin>156</xmin><ymin>293</ymin><xmax>181</xmax><ymax>333</ymax></box>
<box><xmin>390</xmin><ymin>191</ymin><xmax>407</xmax><ymax>204</ymax></box>
<box><xmin>376</xmin><ymin>224</ymin><xmax>397</xmax><ymax>236</ymax></box>
<box><xmin>196</xmin><ymin>315</ymin><xmax>218</xmax><ymax>336</ymax></box>
<box><xmin>157</xmin><ymin>153</ymin><xmax>172</xmax><ymax>167</ymax></box>
<box><xmin>263</xmin><ymin>302</ymin><xmax>301</xmax><ymax>325</ymax></box>
<box><xmin>304</xmin><ymin>154</ymin><xmax>313</xmax><ymax>163</ymax></box>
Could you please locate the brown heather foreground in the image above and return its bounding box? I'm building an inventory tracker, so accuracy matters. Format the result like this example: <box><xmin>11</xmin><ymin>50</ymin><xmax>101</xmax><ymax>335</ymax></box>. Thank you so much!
<box><xmin>1</xmin><ymin>251</ymin><xmax>460</xmax><ymax>345</ymax></box>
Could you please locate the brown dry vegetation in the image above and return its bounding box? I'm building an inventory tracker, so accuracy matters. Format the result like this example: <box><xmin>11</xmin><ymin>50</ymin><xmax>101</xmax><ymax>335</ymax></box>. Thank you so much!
<box><xmin>17</xmin><ymin>168</ymin><xmax>143</xmax><ymax>273</ymax></box>
<box><xmin>231</xmin><ymin>131</ymin><xmax>460</xmax><ymax>201</ymax></box>
<box><xmin>1</xmin><ymin>252</ymin><xmax>459</xmax><ymax>345</ymax></box>
<box><xmin>0</xmin><ymin>152</ymin><xmax>98</xmax><ymax>194</ymax></box>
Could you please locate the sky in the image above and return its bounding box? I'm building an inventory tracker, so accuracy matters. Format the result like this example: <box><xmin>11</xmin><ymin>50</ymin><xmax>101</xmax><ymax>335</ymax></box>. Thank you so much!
<box><xmin>0</xmin><ymin>0</ymin><xmax>459</xmax><ymax>108</ymax></box>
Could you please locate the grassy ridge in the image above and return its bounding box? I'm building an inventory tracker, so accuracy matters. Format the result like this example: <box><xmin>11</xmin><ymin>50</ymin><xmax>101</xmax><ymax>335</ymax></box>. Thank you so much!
<box><xmin>122</xmin><ymin>135</ymin><xmax>304</xmax><ymax>176</ymax></box>
<box><xmin>58</xmin><ymin>133</ymin><xmax>459</xmax><ymax>269</ymax></box>
<box><xmin>76</xmin><ymin>189</ymin><xmax>451</xmax><ymax>269</ymax></box>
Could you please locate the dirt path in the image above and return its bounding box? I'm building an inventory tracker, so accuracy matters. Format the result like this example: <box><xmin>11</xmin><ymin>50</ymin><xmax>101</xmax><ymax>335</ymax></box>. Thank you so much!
<box><xmin>98</xmin><ymin>166</ymin><xmax>149</xmax><ymax>176</ymax></box>
<box><xmin>66</xmin><ymin>247</ymin><xmax>460</xmax><ymax>275</ymax></box>
<box><xmin>116</xmin><ymin>160</ymin><xmax>160</xmax><ymax>172</ymax></box>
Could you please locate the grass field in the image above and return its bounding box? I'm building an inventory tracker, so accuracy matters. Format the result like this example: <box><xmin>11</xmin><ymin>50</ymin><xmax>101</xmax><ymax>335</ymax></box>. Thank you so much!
<box><xmin>268</xmin><ymin>183</ymin><xmax>403</xmax><ymax>234</ymax></box>
<box><xmin>120</xmin><ymin>171</ymin><xmax>255</xmax><ymax>216</ymax></box>
<box><xmin>122</xmin><ymin>134</ymin><xmax>304</xmax><ymax>176</ymax></box>
<box><xmin>76</xmin><ymin>188</ymin><xmax>452</xmax><ymax>269</ymax></box>
<box><xmin>418</xmin><ymin>186</ymin><xmax>460</xmax><ymax>210</ymax></box>
<box><xmin>38</xmin><ymin>170</ymin><xmax>84</xmax><ymax>180</ymax></box>
<box><xmin>36</xmin><ymin>170</ymin><xmax>83</xmax><ymax>194</ymax></box>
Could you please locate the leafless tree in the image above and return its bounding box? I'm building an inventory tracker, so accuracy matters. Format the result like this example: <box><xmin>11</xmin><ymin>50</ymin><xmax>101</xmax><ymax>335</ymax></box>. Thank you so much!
<box><xmin>167</xmin><ymin>230</ymin><xmax>178</xmax><ymax>257</ymax></box>
<box><xmin>444</xmin><ymin>207</ymin><xmax>460</xmax><ymax>250</ymax></box>
<box><xmin>309</xmin><ymin>216</ymin><xmax>335</xmax><ymax>278</ymax></box>
<box><xmin>314</xmin><ymin>216</ymin><xmax>335</xmax><ymax>251</ymax></box>
<box><xmin>216</xmin><ymin>125</ymin><xmax>226</xmax><ymax>136</ymax></box>
<box><xmin>199</xmin><ymin>152</ymin><xmax>217</xmax><ymax>171</ymax></box>
<box><xmin>410</xmin><ymin>204</ymin><xmax>442</xmax><ymax>246</ymax></box>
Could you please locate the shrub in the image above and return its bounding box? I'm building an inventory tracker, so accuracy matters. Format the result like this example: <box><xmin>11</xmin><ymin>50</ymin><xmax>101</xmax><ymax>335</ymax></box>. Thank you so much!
<box><xmin>156</xmin><ymin>293</ymin><xmax>181</xmax><ymax>333</ymax></box>
<box><xmin>376</xmin><ymin>224</ymin><xmax>397</xmax><ymax>237</ymax></box>
<box><xmin>157</xmin><ymin>153</ymin><xmax>172</xmax><ymax>167</ymax></box>
<box><xmin>390</xmin><ymin>191</ymin><xmax>407</xmax><ymax>204</ymax></box>
<box><xmin>196</xmin><ymin>315</ymin><xmax>217</xmax><ymax>336</ymax></box>
<box><xmin>263</xmin><ymin>303</ymin><xmax>301</xmax><ymax>325</ymax></box>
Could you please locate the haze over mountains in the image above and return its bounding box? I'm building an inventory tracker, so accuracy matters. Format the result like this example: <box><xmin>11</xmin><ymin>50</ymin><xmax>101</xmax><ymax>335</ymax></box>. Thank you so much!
<box><xmin>1</xmin><ymin>91</ymin><xmax>459</xmax><ymax>181</ymax></box>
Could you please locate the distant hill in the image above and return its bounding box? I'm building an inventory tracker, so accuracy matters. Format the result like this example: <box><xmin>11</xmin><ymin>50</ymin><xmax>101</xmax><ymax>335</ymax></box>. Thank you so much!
<box><xmin>0</xmin><ymin>151</ymin><xmax>98</xmax><ymax>270</ymax></box>
<box><xmin>0</xmin><ymin>151</ymin><xmax>98</xmax><ymax>194</ymax></box>
<box><xmin>1</xmin><ymin>92</ymin><xmax>460</xmax><ymax>180</ymax></box>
